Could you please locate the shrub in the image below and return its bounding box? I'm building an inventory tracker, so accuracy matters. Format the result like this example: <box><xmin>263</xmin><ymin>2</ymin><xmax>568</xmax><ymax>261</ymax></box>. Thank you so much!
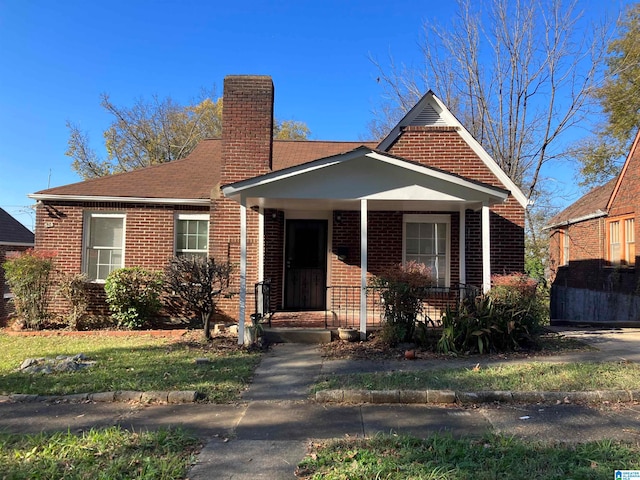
<box><xmin>164</xmin><ymin>256</ymin><xmax>233</xmax><ymax>340</ymax></box>
<box><xmin>2</xmin><ymin>249</ymin><xmax>55</xmax><ymax>329</ymax></box>
<box><xmin>58</xmin><ymin>273</ymin><xmax>90</xmax><ymax>330</ymax></box>
<box><xmin>372</xmin><ymin>261</ymin><xmax>433</xmax><ymax>346</ymax></box>
<box><xmin>104</xmin><ymin>267</ymin><xmax>163</xmax><ymax>329</ymax></box>
<box><xmin>436</xmin><ymin>273</ymin><xmax>546</xmax><ymax>354</ymax></box>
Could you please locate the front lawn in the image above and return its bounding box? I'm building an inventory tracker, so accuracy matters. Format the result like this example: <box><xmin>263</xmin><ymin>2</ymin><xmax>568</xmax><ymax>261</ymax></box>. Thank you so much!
<box><xmin>0</xmin><ymin>332</ymin><xmax>260</xmax><ymax>402</ymax></box>
<box><xmin>314</xmin><ymin>361</ymin><xmax>640</xmax><ymax>393</ymax></box>
<box><xmin>0</xmin><ymin>427</ymin><xmax>198</xmax><ymax>480</ymax></box>
<box><xmin>297</xmin><ymin>433</ymin><xmax>640</xmax><ymax>479</ymax></box>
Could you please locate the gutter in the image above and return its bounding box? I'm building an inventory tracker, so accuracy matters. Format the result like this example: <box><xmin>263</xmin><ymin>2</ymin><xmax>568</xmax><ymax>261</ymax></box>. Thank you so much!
<box><xmin>28</xmin><ymin>194</ymin><xmax>211</xmax><ymax>206</ymax></box>
<box><xmin>542</xmin><ymin>209</ymin><xmax>608</xmax><ymax>231</ymax></box>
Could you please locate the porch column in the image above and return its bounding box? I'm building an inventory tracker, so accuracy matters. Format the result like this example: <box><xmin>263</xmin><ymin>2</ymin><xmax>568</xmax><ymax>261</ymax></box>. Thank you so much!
<box><xmin>482</xmin><ymin>203</ymin><xmax>491</xmax><ymax>293</ymax></box>
<box><xmin>258</xmin><ymin>206</ymin><xmax>264</xmax><ymax>281</ymax></box>
<box><xmin>238</xmin><ymin>199</ymin><xmax>247</xmax><ymax>345</ymax></box>
<box><xmin>360</xmin><ymin>198</ymin><xmax>368</xmax><ymax>340</ymax></box>
<box><xmin>459</xmin><ymin>206</ymin><xmax>466</xmax><ymax>285</ymax></box>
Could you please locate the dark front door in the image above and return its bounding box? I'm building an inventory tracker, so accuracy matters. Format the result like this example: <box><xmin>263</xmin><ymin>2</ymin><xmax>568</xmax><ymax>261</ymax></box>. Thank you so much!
<box><xmin>284</xmin><ymin>220</ymin><xmax>327</xmax><ymax>310</ymax></box>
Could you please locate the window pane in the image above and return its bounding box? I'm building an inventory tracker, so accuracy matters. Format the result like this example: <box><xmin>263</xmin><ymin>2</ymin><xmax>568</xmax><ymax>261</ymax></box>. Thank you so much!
<box><xmin>176</xmin><ymin>219</ymin><xmax>209</xmax><ymax>256</ymax></box>
<box><xmin>405</xmin><ymin>218</ymin><xmax>448</xmax><ymax>286</ymax></box>
<box><xmin>406</xmin><ymin>238</ymin><xmax>419</xmax><ymax>255</ymax></box>
<box><xmin>420</xmin><ymin>239</ymin><xmax>433</xmax><ymax>254</ymax></box>
<box><xmin>420</xmin><ymin>223</ymin><xmax>434</xmax><ymax>238</ymax></box>
<box><xmin>86</xmin><ymin>216</ymin><xmax>124</xmax><ymax>281</ymax></box>
<box><xmin>90</xmin><ymin>217</ymin><xmax>123</xmax><ymax>247</ymax></box>
<box><xmin>406</xmin><ymin>223</ymin><xmax>419</xmax><ymax>238</ymax></box>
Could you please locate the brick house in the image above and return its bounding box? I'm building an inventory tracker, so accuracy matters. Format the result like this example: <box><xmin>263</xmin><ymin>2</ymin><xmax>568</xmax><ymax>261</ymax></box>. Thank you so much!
<box><xmin>547</xmin><ymin>130</ymin><xmax>640</xmax><ymax>325</ymax></box>
<box><xmin>29</xmin><ymin>75</ymin><xmax>527</xmax><ymax>342</ymax></box>
<box><xmin>0</xmin><ymin>207</ymin><xmax>35</xmax><ymax>321</ymax></box>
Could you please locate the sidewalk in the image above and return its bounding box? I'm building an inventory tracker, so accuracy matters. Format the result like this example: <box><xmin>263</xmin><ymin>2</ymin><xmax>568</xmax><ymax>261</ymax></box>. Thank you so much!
<box><xmin>2</xmin><ymin>328</ymin><xmax>640</xmax><ymax>479</ymax></box>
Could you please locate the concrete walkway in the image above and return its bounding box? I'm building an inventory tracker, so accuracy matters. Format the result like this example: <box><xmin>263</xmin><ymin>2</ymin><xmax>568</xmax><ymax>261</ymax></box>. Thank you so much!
<box><xmin>3</xmin><ymin>328</ymin><xmax>640</xmax><ymax>479</ymax></box>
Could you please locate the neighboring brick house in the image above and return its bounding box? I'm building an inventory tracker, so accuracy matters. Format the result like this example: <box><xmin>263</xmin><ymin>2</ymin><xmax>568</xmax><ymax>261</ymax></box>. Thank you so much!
<box><xmin>30</xmin><ymin>75</ymin><xmax>527</xmax><ymax>342</ymax></box>
<box><xmin>547</xmin><ymin>130</ymin><xmax>640</xmax><ymax>325</ymax></box>
<box><xmin>0</xmin><ymin>208</ymin><xmax>35</xmax><ymax>321</ymax></box>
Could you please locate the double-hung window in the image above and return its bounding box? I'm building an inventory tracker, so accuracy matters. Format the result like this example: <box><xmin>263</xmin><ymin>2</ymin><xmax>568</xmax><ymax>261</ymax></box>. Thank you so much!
<box><xmin>608</xmin><ymin>216</ymin><xmax>635</xmax><ymax>265</ymax></box>
<box><xmin>84</xmin><ymin>213</ymin><xmax>125</xmax><ymax>281</ymax></box>
<box><xmin>403</xmin><ymin>214</ymin><xmax>450</xmax><ymax>287</ymax></box>
<box><xmin>175</xmin><ymin>214</ymin><xmax>209</xmax><ymax>258</ymax></box>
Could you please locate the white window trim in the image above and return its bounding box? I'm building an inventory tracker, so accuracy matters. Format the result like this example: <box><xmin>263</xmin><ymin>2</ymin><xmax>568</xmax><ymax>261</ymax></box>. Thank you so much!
<box><xmin>403</xmin><ymin>214</ymin><xmax>451</xmax><ymax>287</ymax></box>
<box><xmin>174</xmin><ymin>213</ymin><xmax>210</xmax><ymax>257</ymax></box>
<box><xmin>560</xmin><ymin>228</ymin><xmax>570</xmax><ymax>267</ymax></box>
<box><xmin>82</xmin><ymin>212</ymin><xmax>126</xmax><ymax>283</ymax></box>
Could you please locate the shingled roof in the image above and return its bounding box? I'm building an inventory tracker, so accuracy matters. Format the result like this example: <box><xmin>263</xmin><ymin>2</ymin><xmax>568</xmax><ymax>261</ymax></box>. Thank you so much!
<box><xmin>0</xmin><ymin>207</ymin><xmax>34</xmax><ymax>244</ymax></box>
<box><xmin>31</xmin><ymin>139</ymin><xmax>376</xmax><ymax>202</ymax></box>
<box><xmin>545</xmin><ymin>177</ymin><xmax>617</xmax><ymax>229</ymax></box>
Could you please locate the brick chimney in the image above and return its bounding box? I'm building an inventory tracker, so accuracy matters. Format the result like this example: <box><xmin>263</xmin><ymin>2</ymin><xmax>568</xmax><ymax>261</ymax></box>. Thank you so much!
<box><xmin>221</xmin><ymin>75</ymin><xmax>274</xmax><ymax>184</ymax></box>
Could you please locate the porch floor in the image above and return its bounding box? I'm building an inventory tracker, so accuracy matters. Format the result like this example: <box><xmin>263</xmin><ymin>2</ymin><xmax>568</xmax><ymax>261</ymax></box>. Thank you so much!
<box><xmin>264</xmin><ymin>311</ymin><xmax>383</xmax><ymax>329</ymax></box>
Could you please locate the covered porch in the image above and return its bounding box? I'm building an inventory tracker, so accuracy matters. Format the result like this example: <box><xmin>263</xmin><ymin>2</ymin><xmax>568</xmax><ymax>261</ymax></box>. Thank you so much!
<box><xmin>222</xmin><ymin>147</ymin><xmax>509</xmax><ymax>344</ymax></box>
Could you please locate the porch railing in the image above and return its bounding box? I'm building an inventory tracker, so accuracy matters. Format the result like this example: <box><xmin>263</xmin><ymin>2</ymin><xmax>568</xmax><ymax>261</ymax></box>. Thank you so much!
<box><xmin>251</xmin><ymin>280</ymin><xmax>273</xmax><ymax>327</ymax></box>
<box><xmin>325</xmin><ymin>283</ymin><xmax>480</xmax><ymax>329</ymax></box>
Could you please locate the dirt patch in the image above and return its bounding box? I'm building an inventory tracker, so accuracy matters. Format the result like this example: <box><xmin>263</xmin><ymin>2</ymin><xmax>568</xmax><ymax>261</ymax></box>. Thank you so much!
<box><xmin>319</xmin><ymin>331</ymin><xmax>593</xmax><ymax>361</ymax></box>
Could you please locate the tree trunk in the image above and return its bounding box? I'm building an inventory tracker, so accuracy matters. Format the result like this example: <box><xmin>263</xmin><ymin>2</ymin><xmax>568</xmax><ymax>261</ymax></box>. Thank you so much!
<box><xmin>202</xmin><ymin>311</ymin><xmax>213</xmax><ymax>340</ymax></box>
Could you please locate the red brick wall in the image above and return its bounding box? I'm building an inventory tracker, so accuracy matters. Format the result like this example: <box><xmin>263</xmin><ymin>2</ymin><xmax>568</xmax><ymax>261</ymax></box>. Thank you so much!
<box><xmin>549</xmin><ymin>218</ymin><xmax>610</xmax><ymax>290</ymax></box>
<box><xmin>264</xmin><ymin>209</ymin><xmax>284</xmax><ymax>311</ymax></box>
<box><xmin>35</xmin><ymin>201</ymin><xmax>209</xmax><ymax>318</ymax></box>
<box><xmin>213</xmin><ymin>75</ymin><xmax>275</xmax><ymax>319</ymax></box>
<box><xmin>387</xmin><ymin>125</ymin><xmax>525</xmax><ymax>278</ymax></box>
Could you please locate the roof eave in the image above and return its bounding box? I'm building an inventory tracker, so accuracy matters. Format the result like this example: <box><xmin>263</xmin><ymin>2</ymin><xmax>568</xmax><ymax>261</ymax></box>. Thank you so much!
<box><xmin>28</xmin><ymin>193</ymin><xmax>211</xmax><ymax>206</ymax></box>
<box><xmin>543</xmin><ymin>209</ymin><xmax>608</xmax><ymax>231</ymax></box>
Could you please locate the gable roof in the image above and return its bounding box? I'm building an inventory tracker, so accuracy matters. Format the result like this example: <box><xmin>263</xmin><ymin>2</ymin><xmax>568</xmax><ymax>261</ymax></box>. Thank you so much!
<box><xmin>544</xmin><ymin>178</ymin><xmax>616</xmax><ymax>229</ymax></box>
<box><xmin>377</xmin><ymin>91</ymin><xmax>529</xmax><ymax>209</ymax></box>
<box><xmin>0</xmin><ymin>207</ymin><xmax>34</xmax><ymax>245</ymax></box>
<box><xmin>607</xmin><ymin>128</ymin><xmax>640</xmax><ymax>210</ymax></box>
<box><xmin>223</xmin><ymin>146</ymin><xmax>510</xmax><ymax>212</ymax></box>
<box><xmin>30</xmin><ymin>139</ymin><xmax>376</xmax><ymax>204</ymax></box>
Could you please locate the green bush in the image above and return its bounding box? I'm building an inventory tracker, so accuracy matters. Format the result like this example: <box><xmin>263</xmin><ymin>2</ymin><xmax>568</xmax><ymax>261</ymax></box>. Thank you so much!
<box><xmin>372</xmin><ymin>262</ymin><xmax>433</xmax><ymax>346</ymax></box>
<box><xmin>2</xmin><ymin>249</ymin><xmax>55</xmax><ymax>329</ymax></box>
<box><xmin>57</xmin><ymin>273</ymin><xmax>90</xmax><ymax>330</ymax></box>
<box><xmin>437</xmin><ymin>273</ymin><xmax>546</xmax><ymax>354</ymax></box>
<box><xmin>104</xmin><ymin>267</ymin><xmax>163</xmax><ymax>329</ymax></box>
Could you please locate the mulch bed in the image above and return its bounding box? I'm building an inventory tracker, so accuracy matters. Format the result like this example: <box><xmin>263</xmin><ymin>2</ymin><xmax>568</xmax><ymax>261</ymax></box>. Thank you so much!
<box><xmin>319</xmin><ymin>330</ymin><xmax>594</xmax><ymax>361</ymax></box>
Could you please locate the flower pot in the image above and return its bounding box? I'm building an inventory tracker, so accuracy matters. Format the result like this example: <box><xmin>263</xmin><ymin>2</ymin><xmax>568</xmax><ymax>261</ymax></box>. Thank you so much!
<box><xmin>338</xmin><ymin>327</ymin><xmax>359</xmax><ymax>342</ymax></box>
<box><xmin>405</xmin><ymin>349</ymin><xmax>416</xmax><ymax>360</ymax></box>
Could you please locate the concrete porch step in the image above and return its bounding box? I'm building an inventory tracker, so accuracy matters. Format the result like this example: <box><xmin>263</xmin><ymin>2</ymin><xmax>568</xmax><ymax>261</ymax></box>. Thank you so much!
<box><xmin>262</xmin><ymin>328</ymin><xmax>332</xmax><ymax>344</ymax></box>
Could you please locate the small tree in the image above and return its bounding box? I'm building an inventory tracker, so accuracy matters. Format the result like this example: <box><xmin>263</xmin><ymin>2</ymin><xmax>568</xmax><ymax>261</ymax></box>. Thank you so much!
<box><xmin>164</xmin><ymin>256</ymin><xmax>233</xmax><ymax>340</ymax></box>
<box><xmin>2</xmin><ymin>249</ymin><xmax>55</xmax><ymax>329</ymax></box>
<box><xmin>58</xmin><ymin>273</ymin><xmax>90</xmax><ymax>330</ymax></box>
<box><xmin>104</xmin><ymin>267</ymin><xmax>163</xmax><ymax>329</ymax></box>
<box><xmin>372</xmin><ymin>261</ymin><xmax>433</xmax><ymax>345</ymax></box>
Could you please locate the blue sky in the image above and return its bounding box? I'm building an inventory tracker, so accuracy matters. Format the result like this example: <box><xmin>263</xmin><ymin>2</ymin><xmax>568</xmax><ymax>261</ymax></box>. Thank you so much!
<box><xmin>0</xmin><ymin>0</ymin><xmax>629</xmax><ymax>230</ymax></box>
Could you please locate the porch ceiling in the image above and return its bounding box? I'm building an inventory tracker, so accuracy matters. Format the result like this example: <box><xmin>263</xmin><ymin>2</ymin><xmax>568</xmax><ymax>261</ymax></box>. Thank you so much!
<box><xmin>222</xmin><ymin>148</ymin><xmax>509</xmax><ymax>211</ymax></box>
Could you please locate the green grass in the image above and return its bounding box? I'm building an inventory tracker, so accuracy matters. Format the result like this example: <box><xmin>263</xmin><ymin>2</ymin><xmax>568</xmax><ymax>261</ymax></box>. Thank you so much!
<box><xmin>0</xmin><ymin>426</ymin><xmax>199</xmax><ymax>480</ymax></box>
<box><xmin>314</xmin><ymin>362</ymin><xmax>640</xmax><ymax>393</ymax></box>
<box><xmin>0</xmin><ymin>333</ymin><xmax>260</xmax><ymax>402</ymax></box>
<box><xmin>297</xmin><ymin>433</ymin><xmax>640</xmax><ymax>479</ymax></box>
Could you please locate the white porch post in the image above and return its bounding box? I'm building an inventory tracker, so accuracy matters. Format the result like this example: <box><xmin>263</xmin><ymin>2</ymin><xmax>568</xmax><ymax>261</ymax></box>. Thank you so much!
<box><xmin>481</xmin><ymin>203</ymin><xmax>491</xmax><ymax>293</ymax></box>
<box><xmin>238</xmin><ymin>199</ymin><xmax>247</xmax><ymax>345</ymax></box>
<box><xmin>360</xmin><ymin>199</ymin><xmax>368</xmax><ymax>340</ymax></box>
<box><xmin>258</xmin><ymin>206</ymin><xmax>264</xmax><ymax>282</ymax></box>
<box><xmin>459</xmin><ymin>206</ymin><xmax>466</xmax><ymax>285</ymax></box>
